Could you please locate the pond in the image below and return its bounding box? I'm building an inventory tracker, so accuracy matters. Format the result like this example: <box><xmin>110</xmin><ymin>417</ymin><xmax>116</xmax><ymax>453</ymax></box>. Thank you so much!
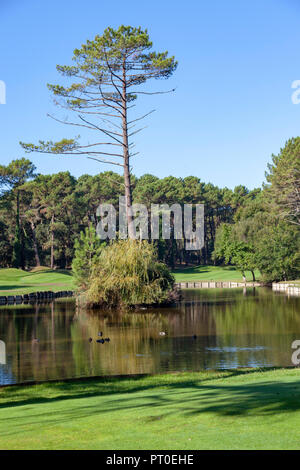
<box><xmin>0</xmin><ymin>288</ymin><xmax>300</xmax><ymax>385</ymax></box>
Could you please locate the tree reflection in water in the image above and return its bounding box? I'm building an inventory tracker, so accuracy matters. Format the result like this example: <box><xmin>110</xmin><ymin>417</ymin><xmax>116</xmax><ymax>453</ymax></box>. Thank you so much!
<box><xmin>0</xmin><ymin>288</ymin><xmax>299</xmax><ymax>385</ymax></box>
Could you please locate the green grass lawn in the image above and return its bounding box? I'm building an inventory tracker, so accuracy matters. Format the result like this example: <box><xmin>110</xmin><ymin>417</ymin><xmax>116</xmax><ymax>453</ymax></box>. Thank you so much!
<box><xmin>0</xmin><ymin>368</ymin><xmax>300</xmax><ymax>449</ymax></box>
<box><xmin>0</xmin><ymin>267</ymin><xmax>75</xmax><ymax>295</ymax></box>
<box><xmin>172</xmin><ymin>265</ymin><xmax>260</xmax><ymax>282</ymax></box>
<box><xmin>0</xmin><ymin>265</ymin><xmax>260</xmax><ymax>296</ymax></box>
<box><xmin>281</xmin><ymin>280</ymin><xmax>300</xmax><ymax>287</ymax></box>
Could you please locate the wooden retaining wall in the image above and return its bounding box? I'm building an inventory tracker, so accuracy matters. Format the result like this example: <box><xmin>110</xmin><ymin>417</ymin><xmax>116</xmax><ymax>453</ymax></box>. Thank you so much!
<box><xmin>0</xmin><ymin>291</ymin><xmax>74</xmax><ymax>306</ymax></box>
<box><xmin>272</xmin><ymin>282</ymin><xmax>300</xmax><ymax>297</ymax></box>
<box><xmin>175</xmin><ymin>281</ymin><xmax>261</xmax><ymax>289</ymax></box>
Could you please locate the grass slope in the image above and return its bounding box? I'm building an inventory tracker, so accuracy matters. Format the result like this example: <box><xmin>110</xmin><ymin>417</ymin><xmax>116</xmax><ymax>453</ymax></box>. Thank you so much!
<box><xmin>281</xmin><ymin>280</ymin><xmax>300</xmax><ymax>287</ymax></box>
<box><xmin>0</xmin><ymin>268</ymin><xmax>75</xmax><ymax>295</ymax></box>
<box><xmin>0</xmin><ymin>368</ymin><xmax>300</xmax><ymax>449</ymax></box>
<box><xmin>0</xmin><ymin>265</ymin><xmax>260</xmax><ymax>296</ymax></box>
<box><xmin>172</xmin><ymin>265</ymin><xmax>260</xmax><ymax>282</ymax></box>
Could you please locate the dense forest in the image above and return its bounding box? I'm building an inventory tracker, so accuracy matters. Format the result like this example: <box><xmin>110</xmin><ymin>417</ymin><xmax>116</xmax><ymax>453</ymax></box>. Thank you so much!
<box><xmin>0</xmin><ymin>137</ymin><xmax>299</xmax><ymax>282</ymax></box>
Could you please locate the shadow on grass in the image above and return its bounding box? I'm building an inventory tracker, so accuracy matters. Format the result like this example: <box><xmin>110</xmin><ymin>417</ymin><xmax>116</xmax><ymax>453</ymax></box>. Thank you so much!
<box><xmin>174</xmin><ymin>265</ymin><xmax>237</xmax><ymax>274</ymax></box>
<box><xmin>24</xmin><ymin>269</ymin><xmax>73</xmax><ymax>277</ymax></box>
<box><xmin>0</xmin><ymin>286</ymin><xmax>30</xmax><ymax>291</ymax></box>
<box><xmin>1</xmin><ymin>368</ymin><xmax>300</xmax><ymax>424</ymax></box>
<box><xmin>174</xmin><ymin>268</ymin><xmax>210</xmax><ymax>274</ymax></box>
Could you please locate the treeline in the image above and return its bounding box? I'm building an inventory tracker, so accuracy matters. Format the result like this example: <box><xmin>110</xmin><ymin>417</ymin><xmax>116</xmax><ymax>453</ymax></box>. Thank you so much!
<box><xmin>0</xmin><ymin>136</ymin><xmax>299</xmax><ymax>282</ymax></box>
<box><xmin>0</xmin><ymin>161</ymin><xmax>259</xmax><ymax>270</ymax></box>
<box><xmin>214</xmin><ymin>137</ymin><xmax>300</xmax><ymax>282</ymax></box>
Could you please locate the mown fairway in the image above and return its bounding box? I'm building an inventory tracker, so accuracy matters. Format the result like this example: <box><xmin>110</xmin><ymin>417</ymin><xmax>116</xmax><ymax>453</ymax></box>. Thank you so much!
<box><xmin>172</xmin><ymin>265</ymin><xmax>260</xmax><ymax>282</ymax></box>
<box><xmin>0</xmin><ymin>268</ymin><xmax>75</xmax><ymax>295</ymax></box>
<box><xmin>0</xmin><ymin>369</ymin><xmax>300</xmax><ymax>449</ymax></box>
<box><xmin>0</xmin><ymin>266</ymin><xmax>260</xmax><ymax>297</ymax></box>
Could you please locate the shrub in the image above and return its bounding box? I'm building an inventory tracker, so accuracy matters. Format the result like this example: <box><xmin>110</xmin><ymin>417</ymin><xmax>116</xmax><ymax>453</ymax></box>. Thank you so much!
<box><xmin>82</xmin><ymin>239</ymin><xmax>175</xmax><ymax>308</ymax></box>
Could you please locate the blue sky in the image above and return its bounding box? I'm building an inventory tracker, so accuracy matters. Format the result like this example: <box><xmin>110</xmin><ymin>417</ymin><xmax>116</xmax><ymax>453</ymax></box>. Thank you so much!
<box><xmin>0</xmin><ymin>0</ymin><xmax>300</xmax><ymax>189</ymax></box>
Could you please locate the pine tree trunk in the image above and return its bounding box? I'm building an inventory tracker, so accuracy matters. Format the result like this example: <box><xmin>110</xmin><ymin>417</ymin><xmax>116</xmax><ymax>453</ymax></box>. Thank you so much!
<box><xmin>18</xmin><ymin>190</ymin><xmax>26</xmax><ymax>270</ymax></box>
<box><xmin>50</xmin><ymin>215</ymin><xmax>54</xmax><ymax>269</ymax></box>
<box><xmin>122</xmin><ymin>56</ymin><xmax>135</xmax><ymax>239</ymax></box>
<box><xmin>12</xmin><ymin>190</ymin><xmax>22</xmax><ymax>269</ymax></box>
<box><xmin>31</xmin><ymin>221</ymin><xmax>40</xmax><ymax>267</ymax></box>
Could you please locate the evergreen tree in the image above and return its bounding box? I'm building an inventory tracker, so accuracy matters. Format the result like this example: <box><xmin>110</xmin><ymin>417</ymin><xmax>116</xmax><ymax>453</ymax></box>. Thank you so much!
<box><xmin>0</xmin><ymin>158</ymin><xmax>36</xmax><ymax>268</ymax></box>
<box><xmin>265</xmin><ymin>137</ymin><xmax>300</xmax><ymax>226</ymax></box>
<box><xmin>72</xmin><ymin>226</ymin><xmax>104</xmax><ymax>289</ymax></box>
<box><xmin>20</xmin><ymin>25</ymin><xmax>177</xmax><ymax>238</ymax></box>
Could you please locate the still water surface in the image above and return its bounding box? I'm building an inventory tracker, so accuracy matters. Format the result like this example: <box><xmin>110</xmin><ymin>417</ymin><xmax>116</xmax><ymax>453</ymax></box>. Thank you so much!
<box><xmin>0</xmin><ymin>288</ymin><xmax>299</xmax><ymax>385</ymax></box>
